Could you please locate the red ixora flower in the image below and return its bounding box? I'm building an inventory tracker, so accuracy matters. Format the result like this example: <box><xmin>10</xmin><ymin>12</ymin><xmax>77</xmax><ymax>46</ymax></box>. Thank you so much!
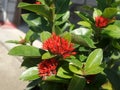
<box><xmin>43</xmin><ymin>33</ymin><xmax>76</xmax><ymax>58</ymax></box>
<box><xmin>95</xmin><ymin>16</ymin><xmax>109</xmax><ymax>28</ymax></box>
<box><xmin>35</xmin><ymin>1</ymin><xmax>41</xmax><ymax>4</ymax></box>
<box><xmin>38</xmin><ymin>58</ymin><xmax>58</xmax><ymax>78</ymax></box>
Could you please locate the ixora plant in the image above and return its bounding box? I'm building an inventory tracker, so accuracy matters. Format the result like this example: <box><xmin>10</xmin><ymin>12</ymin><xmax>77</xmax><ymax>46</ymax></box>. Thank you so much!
<box><xmin>8</xmin><ymin>0</ymin><xmax>120</xmax><ymax>90</ymax></box>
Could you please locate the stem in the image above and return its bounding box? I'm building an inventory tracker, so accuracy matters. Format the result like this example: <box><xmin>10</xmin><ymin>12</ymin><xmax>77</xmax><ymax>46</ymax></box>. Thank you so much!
<box><xmin>50</xmin><ymin>2</ymin><xmax>56</xmax><ymax>33</ymax></box>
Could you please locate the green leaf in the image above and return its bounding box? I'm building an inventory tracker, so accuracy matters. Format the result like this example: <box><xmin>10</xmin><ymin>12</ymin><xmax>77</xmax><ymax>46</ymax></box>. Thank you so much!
<box><xmin>8</xmin><ymin>45</ymin><xmax>41</xmax><ymax>57</ymax></box>
<box><xmin>112</xmin><ymin>40</ymin><xmax>120</xmax><ymax>50</ymax></box>
<box><xmin>40</xmin><ymin>31</ymin><xmax>51</xmax><ymax>42</ymax></box>
<box><xmin>42</xmin><ymin>52</ymin><xmax>56</xmax><ymax>59</ymax></box>
<box><xmin>55</xmin><ymin>11</ymin><xmax>70</xmax><ymax>25</ymax></box>
<box><xmin>71</xmin><ymin>27</ymin><xmax>91</xmax><ymax>36</ymax></box>
<box><xmin>96</xmin><ymin>0</ymin><xmax>107</xmax><ymax>11</ymax></box>
<box><xmin>20</xmin><ymin>67</ymin><xmax>39</xmax><ymax>81</ymax></box>
<box><xmin>57</xmin><ymin>64</ymin><xmax>73</xmax><ymax>79</ymax></box>
<box><xmin>84</xmin><ymin>49</ymin><xmax>103</xmax><ymax>75</ymax></box>
<box><xmin>45</xmin><ymin>75</ymin><xmax>69</xmax><ymax>84</ymax></box>
<box><xmin>25</xmin><ymin>30</ymin><xmax>34</xmax><ymax>43</ymax></box>
<box><xmin>69</xmin><ymin>64</ymin><xmax>83</xmax><ymax>75</ymax></box>
<box><xmin>66</xmin><ymin>58</ymin><xmax>82</xmax><ymax>68</ymax></box>
<box><xmin>113</xmin><ymin>20</ymin><xmax>120</xmax><ymax>28</ymax></box>
<box><xmin>55</xmin><ymin>0</ymin><xmax>70</xmax><ymax>14</ymax></box>
<box><xmin>77</xmin><ymin>21</ymin><xmax>91</xmax><ymax>28</ymax></box>
<box><xmin>71</xmin><ymin>31</ymin><xmax>96</xmax><ymax>48</ymax></box>
<box><xmin>22</xmin><ymin>13</ymin><xmax>50</xmax><ymax>32</ymax></box>
<box><xmin>102</xmin><ymin>25</ymin><xmax>120</xmax><ymax>39</ymax></box>
<box><xmin>41</xmin><ymin>82</ymin><xmax>65</xmax><ymax>90</ymax></box>
<box><xmin>61</xmin><ymin>31</ymin><xmax>71</xmax><ymax>42</ymax></box>
<box><xmin>68</xmin><ymin>75</ymin><xmax>86</xmax><ymax>90</ymax></box>
<box><xmin>93</xmin><ymin>8</ymin><xmax>102</xmax><ymax>19</ymax></box>
<box><xmin>102</xmin><ymin>81</ymin><xmax>113</xmax><ymax>90</ymax></box>
<box><xmin>102</xmin><ymin>8</ymin><xmax>117</xmax><ymax>18</ymax></box>
<box><xmin>75</xmin><ymin>11</ymin><xmax>94</xmax><ymax>25</ymax></box>
<box><xmin>18</xmin><ymin>2</ymin><xmax>51</xmax><ymax>21</ymax></box>
<box><xmin>6</xmin><ymin>40</ymin><xmax>20</xmax><ymax>44</ymax></box>
<box><xmin>21</xmin><ymin>57</ymin><xmax>41</xmax><ymax>68</ymax></box>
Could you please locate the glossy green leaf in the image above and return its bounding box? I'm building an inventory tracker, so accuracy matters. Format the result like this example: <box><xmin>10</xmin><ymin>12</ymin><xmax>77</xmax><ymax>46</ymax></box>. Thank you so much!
<box><xmin>68</xmin><ymin>75</ymin><xmax>86</xmax><ymax>90</ymax></box>
<box><xmin>71</xmin><ymin>33</ymin><xmax>96</xmax><ymax>48</ymax></box>
<box><xmin>20</xmin><ymin>67</ymin><xmax>39</xmax><ymax>81</ymax></box>
<box><xmin>18</xmin><ymin>2</ymin><xmax>51</xmax><ymax>21</ymax></box>
<box><xmin>93</xmin><ymin>8</ymin><xmax>102</xmax><ymax>19</ymax></box>
<box><xmin>69</xmin><ymin>64</ymin><xmax>83</xmax><ymax>75</ymax></box>
<box><xmin>102</xmin><ymin>8</ymin><xmax>117</xmax><ymax>18</ymax></box>
<box><xmin>102</xmin><ymin>25</ymin><xmax>120</xmax><ymax>39</ymax></box>
<box><xmin>85</xmin><ymin>49</ymin><xmax>103</xmax><ymax>75</ymax></box>
<box><xmin>77</xmin><ymin>21</ymin><xmax>91</xmax><ymax>28</ymax></box>
<box><xmin>40</xmin><ymin>31</ymin><xmax>51</xmax><ymax>42</ymax></box>
<box><xmin>66</xmin><ymin>58</ymin><xmax>82</xmax><ymax>68</ymax></box>
<box><xmin>57</xmin><ymin>64</ymin><xmax>73</xmax><ymax>79</ymax></box>
<box><xmin>42</xmin><ymin>52</ymin><xmax>56</xmax><ymax>59</ymax></box>
<box><xmin>8</xmin><ymin>45</ymin><xmax>41</xmax><ymax>56</ymax></box>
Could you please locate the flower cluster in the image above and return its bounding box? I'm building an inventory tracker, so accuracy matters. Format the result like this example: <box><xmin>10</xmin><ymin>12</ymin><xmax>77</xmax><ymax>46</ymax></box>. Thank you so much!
<box><xmin>38</xmin><ymin>58</ymin><xmax>58</xmax><ymax>79</ymax></box>
<box><xmin>43</xmin><ymin>33</ymin><xmax>76</xmax><ymax>58</ymax></box>
<box><xmin>95</xmin><ymin>16</ymin><xmax>109</xmax><ymax>28</ymax></box>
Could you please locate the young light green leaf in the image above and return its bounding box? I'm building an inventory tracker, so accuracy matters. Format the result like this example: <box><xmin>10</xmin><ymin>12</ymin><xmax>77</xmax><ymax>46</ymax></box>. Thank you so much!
<box><xmin>20</xmin><ymin>67</ymin><xmax>39</xmax><ymax>81</ymax></box>
<box><xmin>42</xmin><ymin>52</ymin><xmax>56</xmax><ymax>59</ymax></box>
<box><xmin>77</xmin><ymin>21</ymin><xmax>91</xmax><ymax>28</ymax></box>
<box><xmin>93</xmin><ymin>8</ymin><xmax>102</xmax><ymax>20</ymax></box>
<box><xmin>102</xmin><ymin>8</ymin><xmax>117</xmax><ymax>18</ymax></box>
<box><xmin>102</xmin><ymin>25</ymin><xmax>120</xmax><ymax>39</ymax></box>
<box><xmin>40</xmin><ymin>31</ymin><xmax>51</xmax><ymax>42</ymax></box>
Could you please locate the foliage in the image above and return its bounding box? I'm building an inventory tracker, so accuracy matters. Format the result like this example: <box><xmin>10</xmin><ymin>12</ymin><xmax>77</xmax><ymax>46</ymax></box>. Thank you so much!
<box><xmin>8</xmin><ymin>0</ymin><xmax>120</xmax><ymax>90</ymax></box>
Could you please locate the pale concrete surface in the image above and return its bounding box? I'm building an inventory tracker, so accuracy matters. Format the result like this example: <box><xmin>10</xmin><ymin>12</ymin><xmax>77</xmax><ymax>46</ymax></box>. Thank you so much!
<box><xmin>0</xmin><ymin>23</ymin><xmax>42</xmax><ymax>90</ymax></box>
<box><xmin>0</xmin><ymin>26</ymin><xmax>28</xmax><ymax>90</ymax></box>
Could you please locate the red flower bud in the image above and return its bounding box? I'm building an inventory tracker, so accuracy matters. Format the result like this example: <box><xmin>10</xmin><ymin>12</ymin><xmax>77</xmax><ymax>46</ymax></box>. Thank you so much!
<box><xmin>95</xmin><ymin>16</ymin><xmax>109</xmax><ymax>28</ymax></box>
<box><xmin>35</xmin><ymin>1</ymin><xmax>41</xmax><ymax>5</ymax></box>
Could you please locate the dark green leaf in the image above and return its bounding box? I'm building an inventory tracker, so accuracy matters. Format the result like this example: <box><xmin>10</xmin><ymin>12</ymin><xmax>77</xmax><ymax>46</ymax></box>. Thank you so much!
<box><xmin>18</xmin><ymin>2</ymin><xmax>51</xmax><ymax>21</ymax></box>
<box><xmin>21</xmin><ymin>57</ymin><xmax>41</xmax><ymax>68</ymax></box>
<box><xmin>55</xmin><ymin>0</ymin><xmax>70</xmax><ymax>14</ymax></box>
<box><xmin>45</xmin><ymin>75</ymin><xmax>69</xmax><ymax>84</ymax></box>
<box><xmin>68</xmin><ymin>75</ymin><xmax>86</xmax><ymax>90</ymax></box>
